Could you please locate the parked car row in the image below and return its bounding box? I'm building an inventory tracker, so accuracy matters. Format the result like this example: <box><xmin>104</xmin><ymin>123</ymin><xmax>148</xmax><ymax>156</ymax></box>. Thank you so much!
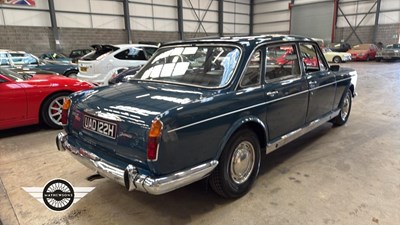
<box><xmin>322</xmin><ymin>43</ymin><xmax>380</xmax><ymax>63</ymax></box>
<box><xmin>0</xmin><ymin>49</ymin><xmax>79</xmax><ymax>77</ymax></box>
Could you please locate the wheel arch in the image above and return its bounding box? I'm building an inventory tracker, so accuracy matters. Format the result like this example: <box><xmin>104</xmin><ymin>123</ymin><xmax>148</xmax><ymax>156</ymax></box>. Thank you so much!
<box><xmin>38</xmin><ymin>90</ymin><xmax>73</xmax><ymax>123</ymax></box>
<box><xmin>349</xmin><ymin>84</ymin><xmax>355</xmax><ymax>97</ymax></box>
<box><xmin>216</xmin><ymin>116</ymin><xmax>267</xmax><ymax>160</ymax></box>
<box><xmin>64</xmin><ymin>68</ymin><xmax>79</xmax><ymax>76</ymax></box>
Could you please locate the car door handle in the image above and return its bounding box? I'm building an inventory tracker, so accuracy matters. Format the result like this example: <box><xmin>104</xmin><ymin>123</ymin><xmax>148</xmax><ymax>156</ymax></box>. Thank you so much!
<box><xmin>266</xmin><ymin>91</ymin><xmax>278</xmax><ymax>96</ymax></box>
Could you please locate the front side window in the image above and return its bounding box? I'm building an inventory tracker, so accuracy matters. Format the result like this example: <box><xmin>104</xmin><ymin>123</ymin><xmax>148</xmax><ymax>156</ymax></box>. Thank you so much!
<box><xmin>299</xmin><ymin>43</ymin><xmax>326</xmax><ymax>73</ymax></box>
<box><xmin>133</xmin><ymin>46</ymin><xmax>240</xmax><ymax>88</ymax></box>
<box><xmin>265</xmin><ymin>44</ymin><xmax>301</xmax><ymax>81</ymax></box>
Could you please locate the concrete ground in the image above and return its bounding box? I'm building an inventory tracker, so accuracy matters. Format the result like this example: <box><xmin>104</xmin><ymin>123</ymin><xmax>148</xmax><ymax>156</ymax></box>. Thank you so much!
<box><xmin>1</xmin><ymin>62</ymin><xmax>399</xmax><ymax>225</ymax></box>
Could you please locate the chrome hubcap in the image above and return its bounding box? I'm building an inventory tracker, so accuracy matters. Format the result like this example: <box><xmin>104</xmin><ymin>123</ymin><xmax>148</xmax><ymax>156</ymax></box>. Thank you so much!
<box><xmin>48</xmin><ymin>96</ymin><xmax>64</xmax><ymax>125</ymax></box>
<box><xmin>230</xmin><ymin>141</ymin><xmax>255</xmax><ymax>184</ymax></box>
<box><xmin>341</xmin><ymin>93</ymin><xmax>350</xmax><ymax>120</ymax></box>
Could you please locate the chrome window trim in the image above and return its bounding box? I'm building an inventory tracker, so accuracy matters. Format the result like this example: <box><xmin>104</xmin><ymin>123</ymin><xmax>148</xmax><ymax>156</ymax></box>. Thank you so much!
<box><xmin>238</xmin><ymin>49</ymin><xmax>262</xmax><ymax>89</ymax></box>
<box><xmin>132</xmin><ymin>43</ymin><xmax>243</xmax><ymax>90</ymax></box>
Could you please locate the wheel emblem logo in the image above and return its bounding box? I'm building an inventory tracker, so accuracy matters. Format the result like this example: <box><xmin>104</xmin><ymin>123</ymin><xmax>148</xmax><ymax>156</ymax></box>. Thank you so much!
<box><xmin>42</xmin><ymin>179</ymin><xmax>75</xmax><ymax>211</ymax></box>
<box><xmin>23</xmin><ymin>179</ymin><xmax>95</xmax><ymax>211</ymax></box>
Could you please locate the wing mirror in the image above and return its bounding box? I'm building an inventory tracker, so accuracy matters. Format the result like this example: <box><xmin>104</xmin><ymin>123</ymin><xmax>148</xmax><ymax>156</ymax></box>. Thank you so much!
<box><xmin>330</xmin><ymin>65</ymin><xmax>340</xmax><ymax>71</ymax></box>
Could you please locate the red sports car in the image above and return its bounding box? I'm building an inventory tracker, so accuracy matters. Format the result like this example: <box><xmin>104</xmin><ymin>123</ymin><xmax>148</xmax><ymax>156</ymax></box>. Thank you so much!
<box><xmin>0</xmin><ymin>67</ymin><xmax>94</xmax><ymax>130</ymax></box>
<box><xmin>348</xmin><ymin>43</ymin><xmax>379</xmax><ymax>61</ymax></box>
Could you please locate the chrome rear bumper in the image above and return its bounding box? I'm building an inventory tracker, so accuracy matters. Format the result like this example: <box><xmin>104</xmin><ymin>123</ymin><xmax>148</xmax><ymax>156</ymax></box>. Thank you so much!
<box><xmin>56</xmin><ymin>132</ymin><xmax>218</xmax><ymax>195</ymax></box>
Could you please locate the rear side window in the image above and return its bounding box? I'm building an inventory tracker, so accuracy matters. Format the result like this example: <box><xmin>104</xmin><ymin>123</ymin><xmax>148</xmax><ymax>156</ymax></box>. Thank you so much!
<box><xmin>114</xmin><ymin>48</ymin><xmax>147</xmax><ymax>61</ymax></box>
<box><xmin>70</xmin><ymin>49</ymin><xmax>92</xmax><ymax>58</ymax></box>
<box><xmin>81</xmin><ymin>46</ymin><xmax>117</xmax><ymax>61</ymax></box>
<box><xmin>144</xmin><ymin>47</ymin><xmax>158</xmax><ymax>58</ymax></box>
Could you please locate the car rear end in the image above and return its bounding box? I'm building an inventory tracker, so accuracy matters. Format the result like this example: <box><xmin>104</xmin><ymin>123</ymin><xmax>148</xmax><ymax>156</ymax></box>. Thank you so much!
<box><xmin>77</xmin><ymin>45</ymin><xmax>119</xmax><ymax>85</ymax></box>
<box><xmin>77</xmin><ymin>44</ymin><xmax>157</xmax><ymax>86</ymax></box>
<box><xmin>55</xmin><ymin>81</ymin><xmax>218</xmax><ymax>194</ymax></box>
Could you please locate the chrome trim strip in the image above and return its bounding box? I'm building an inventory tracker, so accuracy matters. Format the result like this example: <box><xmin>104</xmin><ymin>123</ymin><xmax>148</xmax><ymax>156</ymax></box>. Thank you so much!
<box><xmin>309</xmin><ymin>81</ymin><xmax>336</xmax><ymax>91</ymax></box>
<box><xmin>168</xmin><ymin>89</ymin><xmax>309</xmax><ymax>133</ymax></box>
<box><xmin>168</xmin><ymin>101</ymin><xmax>268</xmax><ymax>133</ymax></box>
<box><xmin>168</xmin><ymin>76</ymin><xmax>351</xmax><ymax>133</ymax></box>
<box><xmin>266</xmin><ymin>109</ymin><xmax>340</xmax><ymax>153</ymax></box>
<box><xmin>56</xmin><ymin>132</ymin><xmax>218</xmax><ymax>195</ymax></box>
<box><xmin>125</xmin><ymin>160</ymin><xmax>218</xmax><ymax>195</ymax></box>
<box><xmin>267</xmin><ymin>89</ymin><xmax>309</xmax><ymax>104</ymax></box>
<box><xmin>308</xmin><ymin>78</ymin><xmax>350</xmax><ymax>92</ymax></box>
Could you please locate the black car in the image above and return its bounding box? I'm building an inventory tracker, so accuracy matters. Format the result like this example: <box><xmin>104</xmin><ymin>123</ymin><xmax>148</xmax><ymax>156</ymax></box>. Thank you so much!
<box><xmin>329</xmin><ymin>42</ymin><xmax>351</xmax><ymax>52</ymax></box>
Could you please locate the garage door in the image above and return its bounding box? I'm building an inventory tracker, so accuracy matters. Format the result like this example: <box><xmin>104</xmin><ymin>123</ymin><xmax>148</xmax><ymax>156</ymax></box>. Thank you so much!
<box><xmin>290</xmin><ymin>2</ymin><xmax>334</xmax><ymax>44</ymax></box>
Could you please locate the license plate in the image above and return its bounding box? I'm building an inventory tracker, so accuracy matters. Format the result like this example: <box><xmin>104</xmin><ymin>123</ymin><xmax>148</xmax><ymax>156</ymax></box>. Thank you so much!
<box><xmin>83</xmin><ymin>115</ymin><xmax>117</xmax><ymax>139</ymax></box>
<box><xmin>80</xmin><ymin>67</ymin><xmax>88</xmax><ymax>72</ymax></box>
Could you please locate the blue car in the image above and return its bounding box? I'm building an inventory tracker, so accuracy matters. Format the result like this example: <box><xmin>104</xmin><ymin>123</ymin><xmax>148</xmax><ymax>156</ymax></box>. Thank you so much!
<box><xmin>56</xmin><ymin>35</ymin><xmax>358</xmax><ymax>198</ymax></box>
<box><xmin>0</xmin><ymin>50</ymin><xmax>79</xmax><ymax>77</ymax></box>
<box><xmin>39</xmin><ymin>52</ymin><xmax>72</xmax><ymax>64</ymax></box>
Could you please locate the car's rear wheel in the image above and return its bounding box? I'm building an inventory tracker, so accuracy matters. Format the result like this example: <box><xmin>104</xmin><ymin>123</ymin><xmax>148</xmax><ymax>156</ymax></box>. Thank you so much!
<box><xmin>333</xmin><ymin>56</ymin><xmax>341</xmax><ymax>63</ymax></box>
<box><xmin>209</xmin><ymin>129</ymin><xmax>261</xmax><ymax>198</ymax></box>
<box><xmin>376</xmin><ymin>57</ymin><xmax>382</xmax><ymax>62</ymax></box>
<box><xmin>65</xmin><ymin>70</ymin><xmax>78</xmax><ymax>78</ymax></box>
<box><xmin>41</xmin><ymin>92</ymin><xmax>70</xmax><ymax>129</ymax></box>
<box><xmin>332</xmin><ymin>89</ymin><xmax>352</xmax><ymax>126</ymax></box>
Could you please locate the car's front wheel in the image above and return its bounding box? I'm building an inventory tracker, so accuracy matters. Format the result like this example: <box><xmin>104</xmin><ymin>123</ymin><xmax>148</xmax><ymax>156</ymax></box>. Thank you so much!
<box><xmin>332</xmin><ymin>89</ymin><xmax>352</xmax><ymax>126</ymax></box>
<box><xmin>41</xmin><ymin>92</ymin><xmax>70</xmax><ymax>129</ymax></box>
<box><xmin>333</xmin><ymin>56</ymin><xmax>342</xmax><ymax>63</ymax></box>
<box><xmin>209</xmin><ymin>129</ymin><xmax>261</xmax><ymax>198</ymax></box>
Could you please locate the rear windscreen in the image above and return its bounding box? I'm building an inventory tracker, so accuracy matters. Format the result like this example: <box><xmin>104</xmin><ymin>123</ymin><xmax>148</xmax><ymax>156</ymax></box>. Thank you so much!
<box><xmin>81</xmin><ymin>46</ymin><xmax>118</xmax><ymax>61</ymax></box>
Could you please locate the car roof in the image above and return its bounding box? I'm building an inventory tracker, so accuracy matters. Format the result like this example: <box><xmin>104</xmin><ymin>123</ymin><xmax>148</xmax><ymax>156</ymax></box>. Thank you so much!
<box><xmin>161</xmin><ymin>34</ymin><xmax>314</xmax><ymax>48</ymax></box>
<box><xmin>0</xmin><ymin>49</ymin><xmax>26</xmax><ymax>54</ymax></box>
<box><xmin>113</xmin><ymin>44</ymin><xmax>159</xmax><ymax>48</ymax></box>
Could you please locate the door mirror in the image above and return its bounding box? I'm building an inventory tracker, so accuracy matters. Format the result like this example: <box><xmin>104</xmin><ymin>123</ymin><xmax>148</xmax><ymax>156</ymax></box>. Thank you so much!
<box><xmin>330</xmin><ymin>65</ymin><xmax>340</xmax><ymax>71</ymax></box>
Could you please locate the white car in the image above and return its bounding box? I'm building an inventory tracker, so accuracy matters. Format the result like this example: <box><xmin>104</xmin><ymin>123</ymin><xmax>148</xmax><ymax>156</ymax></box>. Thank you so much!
<box><xmin>77</xmin><ymin>44</ymin><xmax>158</xmax><ymax>85</ymax></box>
<box><xmin>322</xmin><ymin>48</ymin><xmax>352</xmax><ymax>63</ymax></box>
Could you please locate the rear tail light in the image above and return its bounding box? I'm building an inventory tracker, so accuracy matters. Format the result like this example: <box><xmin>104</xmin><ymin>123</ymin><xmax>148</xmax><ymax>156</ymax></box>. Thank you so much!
<box><xmin>61</xmin><ymin>97</ymin><xmax>71</xmax><ymax>125</ymax></box>
<box><xmin>147</xmin><ymin>118</ymin><xmax>163</xmax><ymax>161</ymax></box>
